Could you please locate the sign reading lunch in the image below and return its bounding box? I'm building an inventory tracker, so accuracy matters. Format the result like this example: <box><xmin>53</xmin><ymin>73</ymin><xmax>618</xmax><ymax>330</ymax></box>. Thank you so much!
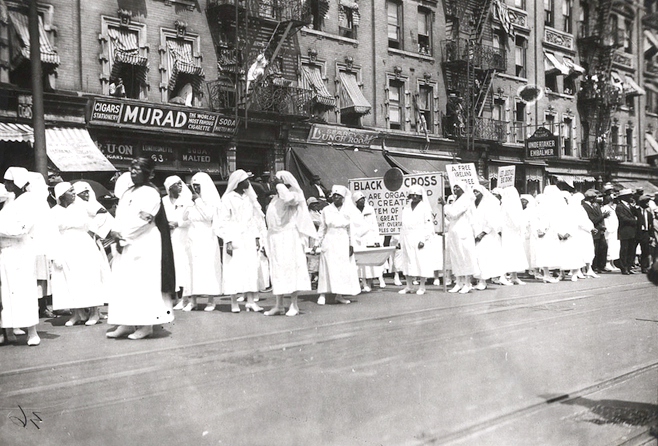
<box><xmin>349</xmin><ymin>172</ymin><xmax>445</xmax><ymax>235</ymax></box>
<box><xmin>89</xmin><ymin>99</ymin><xmax>236</xmax><ymax>138</ymax></box>
<box><xmin>307</xmin><ymin>124</ymin><xmax>379</xmax><ymax>147</ymax></box>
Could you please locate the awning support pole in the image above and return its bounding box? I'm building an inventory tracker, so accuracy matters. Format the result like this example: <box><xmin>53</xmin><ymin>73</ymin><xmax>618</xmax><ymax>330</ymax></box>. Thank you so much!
<box><xmin>29</xmin><ymin>0</ymin><xmax>47</xmax><ymax>178</ymax></box>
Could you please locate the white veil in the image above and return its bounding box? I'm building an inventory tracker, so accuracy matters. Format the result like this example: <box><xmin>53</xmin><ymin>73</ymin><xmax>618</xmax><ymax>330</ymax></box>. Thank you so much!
<box><xmin>276</xmin><ymin>170</ymin><xmax>317</xmax><ymax>239</ymax></box>
<box><xmin>224</xmin><ymin>169</ymin><xmax>262</xmax><ymax>217</ymax></box>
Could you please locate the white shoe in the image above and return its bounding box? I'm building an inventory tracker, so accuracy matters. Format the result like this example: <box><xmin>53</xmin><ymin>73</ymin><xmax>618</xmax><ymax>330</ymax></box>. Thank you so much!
<box><xmin>317</xmin><ymin>295</ymin><xmax>326</xmax><ymax>305</ymax></box>
<box><xmin>13</xmin><ymin>328</ymin><xmax>25</xmax><ymax>336</ymax></box>
<box><xmin>393</xmin><ymin>278</ymin><xmax>403</xmax><ymax>286</ymax></box>
<box><xmin>576</xmin><ymin>272</ymin><xmax>586</xmax><ymax>279</ymax></box>
<box><xmin>204</xmin><ymin>304</ymin><xmax>216</xmax><ymax>312</ymax></box>
<box><xmin>416</xmin><ymin>289</ymin><xmax>426</xmax><ymax>295</ymax></box>
<box><xmin>459</xmin><ymin>284</ymin><xmax>472</xmax><ymax>294</ymax></box>
<box><xmin>362</xmin><ymin>285</ymin><xmax>371</xmax><ymax>293</ymax></box>
<box><xmin>27</xmin><ymin>335</ymin><xmax>40</xmax><ymax>346</ymax></box>
<box><xmin>433</xmin><ymin>279</ymin><xmax>441</xmax><ymax>286</ymax></box>
<box><xmin>398</xmin><ymin>288</ymin><xmax>412</xmax><ymax>294</ymax></box>
<box><xmin>335</xmin><ymin>296</ymin><xmax>351</xmax><ymax>304</ymax></box>
<box><xmin>173</xmin><ymin>301</ymin><xmax>185</xmax><ymax>310</ymax></box>
<box><xmin>237</xmin><ymin>295</ymin><xmax>245</xmax><ymax>302</ymax></box>
<box><xmin>182</xmin><ymin>302</ymin><xmax>195</xmax><ymax>312</ymax></box>
<box><xmin>474</xmin><ymin>282</ymin><xmax>487</xmax><ymax>291</ymax></box>
<box><xmin>379</xmin><ymin>279</ymin><xmax>387</xmax><ymax>288</ymax></box>
<box><xmin>499</xmin><ymin>277</ymin><xmax>513</xmax><ymax>286</ymax></box>
<box><xmin>513</xmin><ymin>278</ymin><xmax>526</xmax><ymax>285</ymax></box>
<box><xmin>585</xmin><ymin>271</ymin><xmax>599</xmax><ymax>278</ymax></box>
<box><xmin>448</xmin><ymin>284</ymin><xmax>462</xmax><ymax>293</ymax></box>
<box><xmin>571</xmin><ymin>275</ymin><xmax>578</xmax><ymax>282</ymax></box>
<box><xmin>285</xmin><ymin>307</ymin><xmax>300</xmax><ymax>317</ymax></box>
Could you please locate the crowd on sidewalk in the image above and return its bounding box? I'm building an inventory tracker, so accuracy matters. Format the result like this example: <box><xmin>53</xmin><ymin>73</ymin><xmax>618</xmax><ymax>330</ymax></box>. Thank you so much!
<box><xmin>0</xmin><ymin>159</ymin><xmax>656</xmax><ymax>346</ymax></box>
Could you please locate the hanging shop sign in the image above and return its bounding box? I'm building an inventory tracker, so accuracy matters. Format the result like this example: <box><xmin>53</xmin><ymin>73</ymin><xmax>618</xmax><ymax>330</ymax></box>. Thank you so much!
<box><xmin>349</xmin><ymin>172</ymin><xmax>445</xmax><ymax>235</ymax></box>
<box><xmin>526</xmin><ymin>127</ymin><xmax>560</xmax><ymax>159</ymax></box>
<box><xmin>497</xmin><ymin>165</ymin><xmax>516</xmax><ymax>189</ymax></box>
<box><xmin>307</xmin><ymin>124</ymin><xmax>379</xmax><ymax>147</ymax></box>
<box><xmin>94</xmin><ymin>141</ymin><xmax>136</xmax><ymax>162</ymax></box>
<box><xmin>89</xmin><ymin>98</ymin><xmax>237</xmax><ymax>138</ymax></box>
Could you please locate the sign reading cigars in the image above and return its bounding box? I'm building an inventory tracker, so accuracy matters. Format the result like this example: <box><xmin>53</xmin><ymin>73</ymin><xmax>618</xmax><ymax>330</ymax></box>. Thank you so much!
<box><xmin>526</xmin><ymin>126</ymin><xmax>559</xmax><ymax>159</ymax></box>
<box><xmin>307</xmin><ymin>124</ymin><xmax>378</xmax><ymax>147</ymax></box>
<box><xmin>90</xmin><ymin>98</ymin><xmax>236</xmax><ymax>137</ymax></box>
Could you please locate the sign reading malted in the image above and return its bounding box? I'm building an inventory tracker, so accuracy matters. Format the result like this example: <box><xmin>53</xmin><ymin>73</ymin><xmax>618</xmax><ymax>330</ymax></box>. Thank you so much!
<box><xmin>89</xmin><ymin>99</ymin><xmax>237</xmax><ymax>138</ymax></box>
<box><xmin>349</xmin><ymin>172</ymin><xmax>445</xmax><ymax>235</ymax></box>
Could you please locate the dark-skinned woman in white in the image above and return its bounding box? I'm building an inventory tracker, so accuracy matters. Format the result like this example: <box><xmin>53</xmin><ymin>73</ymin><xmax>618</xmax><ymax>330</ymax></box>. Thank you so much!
<box><xmin>399</xmin><ymin>184</ymin><xmax>435</xmax><ymax>295</ymax></box>
<box><xmin>106</xmin><ymin>159</ymin><xmax>175</xmax><ymax>340</ymax></box>
<box><xmin>264</xmin><ymin>171</ymin><xmax>316</xmax><ymax>316</ymax></box>
<box><xmin>314</xmin><ymin>185</ymin><xmax>361</xmax><ymax>305</ymax></box>
<box><xmin>220</xmin><ymin>169</ymin><xmax>266</xmax><ymax>313</ymax></box>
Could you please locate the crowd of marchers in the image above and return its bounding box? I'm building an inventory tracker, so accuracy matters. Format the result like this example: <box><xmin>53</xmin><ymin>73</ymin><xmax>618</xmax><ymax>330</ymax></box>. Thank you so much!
<box><xmin>0</xmin><ymin>160</ymin><xmax>655</xmax><ymax>346</ymax></box>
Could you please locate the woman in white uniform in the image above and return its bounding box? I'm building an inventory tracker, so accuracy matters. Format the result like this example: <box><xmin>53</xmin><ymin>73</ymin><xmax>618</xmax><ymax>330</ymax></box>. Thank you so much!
<box><xmin>444</xmin><ymin>181</ymin><xmax>479</xmax><ymax>294</ymax></box>
<box><xmin>472</xmin><ymin>184</ymin><xmax>506</xmax><ymax>290</ymax></box>
<box><xmin>185</xmin><ymin>172</ymin><xmax>223</xmax><ymax>311</ymax></box>
<box><xmin>500</xmin><ymin>187</ymin><xmax>529</xmax><ymax>285</ymax></box>
<box><xmin>352</xmin><ymin>191</ymin><xmax>386</xmax><ymax>292</ymax></box>
<box><xmin>106</xmin><ymin>159</ymin><xmax>175</xmax><ymax>340</ymax></box>
<box><xmin>264</xmin><ymin>171</ymin><xmax>316</xmax><ymax>316</ymax></box>
<box><xmin>314</xmin><ymin>186</ymin><xmax>361</xmax><ymax>304</ymax></box>
<box><xmin>162</xmin><ymin>176</ymin><xmax>192</xmax><ymax>309</ymax></box>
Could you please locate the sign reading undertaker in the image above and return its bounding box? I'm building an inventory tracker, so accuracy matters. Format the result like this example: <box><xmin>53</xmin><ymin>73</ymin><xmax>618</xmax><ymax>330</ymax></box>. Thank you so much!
<box><xmin>526</xmin><ymin>126</ymin><xmax>560</xmax><ymax>159</ymax></box>
<box><xmin>307</xmin><ymin>124</ymin><xmax>379</xmax><ymax>147</ymax></box>
<box><xmin>89</xmin><ymin>98</ymin><xmax>236</xmax><ymax>138</ymax></box>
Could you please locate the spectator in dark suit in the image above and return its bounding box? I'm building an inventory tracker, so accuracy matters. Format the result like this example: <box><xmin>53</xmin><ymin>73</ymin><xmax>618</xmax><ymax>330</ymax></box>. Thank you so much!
<box><xmin>636</xmin><ymin>195</ymin><xmax>655</xmax><ymax>273</ymax></box>
<box><xmin>582</xmin><ymin>189</ymin><xmax>608</xmax><ymax>273</ymax></box>
<box><xmin>303</xmin><ymin>174</ymin><xmax>329</xmax><ymax>203</ymax></box>
<box><xmin>615</xmin><ymin>189</ymin><xmax>638</xmax><ymax>275</ymax></box>
<box><xmin>251</xmin><ymin>171</ymin><xmax>275</xmax><ymax>214</ymax></box>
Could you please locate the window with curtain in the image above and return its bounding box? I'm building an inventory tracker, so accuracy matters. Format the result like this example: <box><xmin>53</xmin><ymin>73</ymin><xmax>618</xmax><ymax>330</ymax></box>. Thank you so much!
<box><xmin>387</xmin><ymin>1</ymin><xmax>402</xmax><ymax>49</ymax></box>
<box><xmin>417</xmin><ymin>85</ymin><xmax>433</xmax><ymax>133</ymax></box>
<box><xmin>624</xmin><ymin>19</ymin><xmax>633</xmax><ymax>53</ymax></box>
<box><xmin>388</xmin><ymin>79</ymin><xmax>404</xmax><ymax>130</ymax></box>
<box><xmin>563</xmin><ymin>118</ymin><xmax>573</xmax><ymax>156</ymax></box>
<box><xmin>417</xmin><ymin>7</ymin><xmax>432</xmax><ymax>55</ymax></box>
<box><xmin>562</xmin><ymin>0</ymin><xmax>572</xmax><ymax>33</ymax></box>
<box><xmin>514</xmin><ymin>101</ymin><xmax>526</xmax><ymax>142</ymax></box>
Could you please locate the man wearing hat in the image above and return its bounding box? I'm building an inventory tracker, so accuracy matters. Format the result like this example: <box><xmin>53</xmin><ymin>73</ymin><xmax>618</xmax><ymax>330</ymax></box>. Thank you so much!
<box><xmin>615</xmin><ymin>189</ymin><xmax>638</xmax><ymax>274</ymax></box>
<box><xmin>635</xmin><ymin>195</ymin><xmax>655</xmax><ymax>273</ymax></box>
<box><xmin>582</xmin><ymin>189</ymin><xmax>608</xmax><ymax>273</ymax></box>
<box><xmin>304</xmin><ymin>174</ymin><xmax>329</xmax><ymax>203</ymax></box>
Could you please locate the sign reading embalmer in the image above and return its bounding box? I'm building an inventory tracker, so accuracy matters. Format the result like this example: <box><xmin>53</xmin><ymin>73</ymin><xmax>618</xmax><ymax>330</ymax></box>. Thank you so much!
<box><xmin>526</xmin><ymin>126</ymin><xmax>560</xmax><ymax>159</ymax></box>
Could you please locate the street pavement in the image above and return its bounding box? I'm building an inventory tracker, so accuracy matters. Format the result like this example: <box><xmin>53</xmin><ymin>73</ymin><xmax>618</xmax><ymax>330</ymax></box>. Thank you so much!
<box><xmin>1</xmin><ymin>272</ymin><xmax>658</xmax><ymax>446</ymax></box>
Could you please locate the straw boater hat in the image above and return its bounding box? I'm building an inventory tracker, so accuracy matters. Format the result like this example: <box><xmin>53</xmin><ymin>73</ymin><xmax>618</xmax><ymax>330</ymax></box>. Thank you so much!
<box><xmin>617</xmin><ymin>189</ymin><xmax>633</xmax><ymax>197</ymax></box>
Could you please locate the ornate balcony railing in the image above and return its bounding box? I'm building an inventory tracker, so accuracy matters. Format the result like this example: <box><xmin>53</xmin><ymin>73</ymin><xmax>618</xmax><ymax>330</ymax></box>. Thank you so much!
<box><xmin>249</xmin><ymin>77</ymin><xmax>314</xmax><ymax>116</ymax></box>
<box><xmin>208</xmin><ymin>0</ymin><xmax>311</xmax><ymax>23</ymax></box>
<box><xmin>578</xmin><ymin>78</ymin><xmax>624</xmax><ymax>107</ymax></box>
<box><xmin>441</xmin><ymin>39</ymin><xmax>507</xmax><ymax>72</ymax></box>
<box><xmin>577</xmin><ymin>22</ymin><xmax>625</xmax><ymax>48</ymax></box>
<box><xmin>581</xmin><ymin>141</ymin><xmax>628</xmax><ymax>161</ymax></box>
<box><xmin>442</xmin><ymin>116</ymin><xmax>507</xmax><ymax>143</ymax></box>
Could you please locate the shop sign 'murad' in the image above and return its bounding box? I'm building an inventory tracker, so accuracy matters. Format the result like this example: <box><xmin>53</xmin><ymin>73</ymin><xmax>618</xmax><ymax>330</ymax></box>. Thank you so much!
<box><xmin>89</xmin><ymin>98</ymin><xmax>236</xmax><ymax>138</ymax></box>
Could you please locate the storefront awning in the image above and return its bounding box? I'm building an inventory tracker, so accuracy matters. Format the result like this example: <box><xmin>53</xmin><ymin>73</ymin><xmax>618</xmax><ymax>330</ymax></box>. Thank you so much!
<box><xmin>562</xmin><ymin>57</ymin><xmax>586</xmax><ymax>77</ymax></box>
<box><xmin>645</xmin><ymin>30</ymin><xmax>658</xmax><ymax>58</ymax></box>
<box><xmin>7</xmin><ymin>10</ymin><xmax>60</xmax><ymax>67</ymax></box>
<box><xmin>107</xmin><ymin>27</ymin><xmax>148</xmax><ymax>85</ymax></box>
<box><xmin>646</xmin><ymin>133</ymin><xmax>658</xmax><ymax>157</ymax></box>
<box><xmin>45</xmin><ymin>128</ymin><xmax>116</xmax><ymax>172</ymax></box>
<box><xmin>385</xmin><ymin>152</ymin><xmax>451</xmax><ymax>174</ymax></box>
<box><xmin>167</xmin><ymin>40</ymin><xmax>205</xmax><ymax>94</ymax></box>
<box><xmin>0</xmin><ymin>122</ymin><xmax>34</xmax><ymax>142</ymax></box>
<box><xmin>544</xmin><ymin>52</ymin><xmax>569</xmax><ymax>76</ymax></box>
<box><xmin>339</xmin><ymin>71</ymin><xmax>371</xmax><ymax>115</ymax></box>
<box><xmin>290</xmin><ymin>145</ymin><xmax>390</xmax><ymax>188</ymax></box>
<box><xmin>301</xmin><ymin>65</ymin><xmax>336</xmax><ymax>108</ymax></box>
<box><xmin>614</xmin><ymin>179</ymin><xmax>658</xmax><ymax>194</ymax></box>
<box><xmin>624</xmin><ymin>75</ymin><xmax>646</xmax><ymax>96</ymax></box>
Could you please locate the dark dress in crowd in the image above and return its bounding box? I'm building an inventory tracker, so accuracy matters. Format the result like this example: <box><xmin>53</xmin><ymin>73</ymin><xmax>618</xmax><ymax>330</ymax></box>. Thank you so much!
<box><xmin>582</xmin><ymin>200</ymin><xmax>608</xmax><ymax>272</ymax></box>
<box><xmin>615</xmin><ymin>199</ymin><xmax>637</xmax><ymax>274</ymax></box>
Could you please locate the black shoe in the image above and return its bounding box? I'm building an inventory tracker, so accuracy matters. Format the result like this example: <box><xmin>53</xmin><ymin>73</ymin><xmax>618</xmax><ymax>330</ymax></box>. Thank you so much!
<box><xmin>622</xmin><ymin>270</ymin><xmax>631</xmax><ymax>275</ymax></box>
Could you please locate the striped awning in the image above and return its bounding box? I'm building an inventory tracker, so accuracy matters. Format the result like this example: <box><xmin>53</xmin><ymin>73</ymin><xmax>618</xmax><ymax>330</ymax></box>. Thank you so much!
<box><xmin>7</xmin><ymin>10</ymin><xmax>59</xmax><ymax>67</ymax></box>
<box><xmin>0</xmin><ymin>122</ymin><xmax>33</xmax><ymax>142</ymax></box>
<box><xmin>339</xmin><ymin>71</ymin><xmax>371</xmax><ymax>115</ymax></box>
<box><xmin>562</xmin><ymin>57</ymin><xmax>586</xmax><ymax>77</ymax></box>
<box><xmin>544</xmin><ymin>52</ymin><xmax>569</xmax><ymax>75</ymax></box>
<box><xmin>646</xmin><ymin>133</ymin><xmax>658</xmax><ymax>157</ymax></box>
<box><xmin>107</xmin><ymin>27</ymin><xmax>148</xmax><ymax>84</ymax></box>
<box><xmin>45</xmin><ymin>127</ymin><xmax>115</xmax><ymax>172</ymax></box>
<box><xmin>338</xmin><ymin>0</ymin><xmax>360</xmax><ymax>26</ymax></box>
<box><xmin>625</xmin><ymin>75</ymin><xmax>646</xmax><ymax>97</ymax></box>
<box><xmin>301</xmin><ymin>65</ymin><xmax>335</xmax><ymax>108</ymax></box>
<box><xmin>167</xmin><ymin>40</ymin><xmax>205</xmax><ymax>94</ymax></box>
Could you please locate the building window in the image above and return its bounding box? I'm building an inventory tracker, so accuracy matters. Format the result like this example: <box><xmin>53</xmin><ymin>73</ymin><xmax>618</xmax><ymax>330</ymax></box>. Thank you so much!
<box><xmin>514</xmin><ymin>101</ymin><xmax>526</xmax><ymax>142</ymax></box>
<box><xmin>626</xmin><ymin>95</ymin><xmax>635</xmax><ymax>114</ymax></box>
<box><xmin>515</xmin><ymin>35</ymin><xmax>527</xmax><ymax>78</ymax></box>
<box><xmin>564</xmin><ymin>75</ymin><xmax>576</xmax><ymax>95</ymax></box>
<box><xmin>387</xmin><ymin>0</ymin><xmax>402</xmax><ymax>49</ymax></box>
<box><xmin>5</xmin><ymin>5</ymin><xmax>59</xmax><ymax>91</ymax></box>
<box><xmin>624</xmin><ymin>19</ymin><xmax>633</xmax><ymax>54</ymax></box>
<box><xmin>562</xmin><ymin>0</ymin><xmax>572</xmax><ymax>33</ymax></box>
<box><xmin>545</xmin><ymin>113</ymin><xmax>556</xmax><ymax>134</ymax></box>
<box><xmin>160</xmin><ymin>29</ymin><xmax>205</xmax><ymax>106</ymax></box>
<box><xmin>388</xmin><ymin>79</ymin><xmax>404</xmax><ymax>130</ymax></box>
<box><xmin>417</xmin><ymin>7</ymin><xmax>432</xmax><ymax>55</ymax></box>
<box><xmin>338</xmin><ymin>68</ymin><xmax>371</xmax><ymax>126</ymax></box>
<box><xmin>515</xmin><ymin>0</ymin><xmax>525</xmax><ymax>10</ymax></box>
<box><xmin>416</xmin><ymin>85</ymin><xmax>434</xmax><ymax>133</ymax></box>
<box><xmin>310</xmin><ymin>0</ymin><xmax>329</xmax><ymax>31</ymax></box>
<box><xmin>544</xmin><ymin>0</ymin><xmax>554</xmax><ymax>28</ymax></box>
<box><xmin>626</xmin><ymin>127</ymin><xmax>633</xmax><ymax>161</ymax></box>
<box><xmin>100</xmin><ymin>16</ymin><xmax>148</xmax><ymax>99</ymax></box>
<box><xmin>545</xmin><ymin>72</ymin><xmax>559</xmax><ymax>93</ymax></box>
<box><xmin>563</xmin><ymin>118</ymin><xmax>573</xmax><ymax>156</ymax></box>
<box><xmin>339</xmin><ymin>1</ymin><xmax>359</xmax><ymax>39</ymax></box>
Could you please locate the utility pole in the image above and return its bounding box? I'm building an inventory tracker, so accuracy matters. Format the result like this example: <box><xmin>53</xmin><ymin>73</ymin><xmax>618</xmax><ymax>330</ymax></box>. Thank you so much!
<box><xmin>29</xmin><ymin>0</ymin><xmax>47</xmax><ymax>178</ymax></box>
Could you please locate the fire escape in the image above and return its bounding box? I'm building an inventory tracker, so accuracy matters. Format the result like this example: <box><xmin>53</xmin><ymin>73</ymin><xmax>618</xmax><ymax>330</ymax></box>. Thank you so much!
<box><xmin>577</xmin><ymin>0</ymin><xmax>626</xmax><ymax>179</ymax></box>
<box><xmin>441</xmin><ymin>0</ymin><xmax>507</xmax><ymax>146</ymax></box>
<box><xmin>206</xmin><ymin>0</ymin><xmax>314</xmax><ymax>118</ymax></box>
